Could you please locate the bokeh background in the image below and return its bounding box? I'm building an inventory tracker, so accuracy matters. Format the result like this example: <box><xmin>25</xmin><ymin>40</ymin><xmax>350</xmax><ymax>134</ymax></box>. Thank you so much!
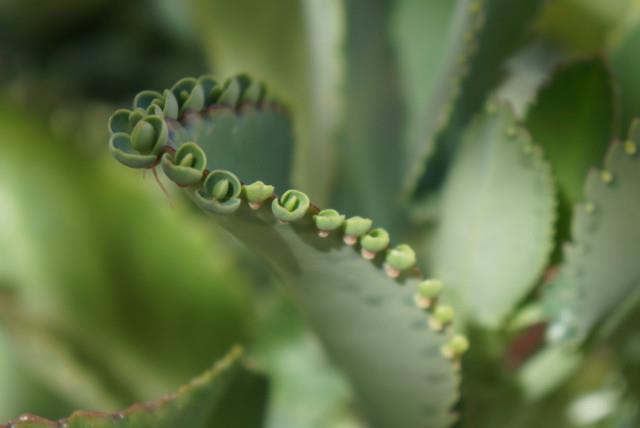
<box><xmin>0</xmin><ymin>0</ymin><xmax>639</xmax><ymax>426</ymax></box>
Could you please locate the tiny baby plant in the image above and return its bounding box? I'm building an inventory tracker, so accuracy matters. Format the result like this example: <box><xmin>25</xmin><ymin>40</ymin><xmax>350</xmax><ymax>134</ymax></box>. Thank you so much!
<box><xmin>2</xmin><ymin>0</ymin><xmax>640</xmax><ymax>427</ymax></box>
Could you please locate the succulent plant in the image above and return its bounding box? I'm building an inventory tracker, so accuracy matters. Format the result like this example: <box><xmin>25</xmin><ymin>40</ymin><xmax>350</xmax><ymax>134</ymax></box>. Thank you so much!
<box><xmin>3</xmin><ymin>1</ymin><xmax>640</xmax><ymax>428</ymax></box>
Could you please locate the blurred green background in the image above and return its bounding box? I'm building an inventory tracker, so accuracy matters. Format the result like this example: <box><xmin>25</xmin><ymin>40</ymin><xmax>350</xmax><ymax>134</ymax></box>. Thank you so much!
<box><xmin>0</xmin><ymin>0</ymin><xmax>639</xmax><ymax>426</ymax></box>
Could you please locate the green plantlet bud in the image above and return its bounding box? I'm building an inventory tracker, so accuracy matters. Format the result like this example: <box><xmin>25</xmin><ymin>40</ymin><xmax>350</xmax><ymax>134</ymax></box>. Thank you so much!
<box><xmin>243</xmin><ymin>181</ymin><xmax>275</xmax><ymax>209</ymax></box>
<box><xmin>624</xmin><ymin>140</ymin><xmax>637</xmax><ymax>156</ymax></box>
<box><xmin>171</xmin><ymin>77</ymin><xmax>205</xmax><ymax>115</ymax></box>
<box><xmin>218</xmin><ymin>75</ymin><xmax>251</xmax><ymax>107</ymax></box>
<box><xmin>314</xmin><ymin>209</ymin><xmax>346</xmax><ymax>237</ymax></box>
<box><xmin>128</xmin><ymin>108</ymin><xmax>145</xmax><ymax>129</ymax></box>
<box><xmin>159</xmin><ymin>89</ymin><xmax>179</xmax><ymax>120</ymax></box>
<box><xmin>133</xmin><ymin>90</ymin><xmax>162</xmax><ymax>110</ymax></box>
<box><xmin>109</xmin><ymin>133</ymin><xmax>158</xmax><ymax>169</ymax></box>
<box><xmin>415</xmin><ymin>279</ymin><xmax>444</xmax><ymax>309</ymax></box>
<box><xmin>130</xmin><ymin>116</ymin><xmax>168</xmax><ymax>155</ymax></box>
<box><xmin>109</xmin><ymin>109</ymin><xmax>133</xmax><ymax>134</ymax></box>
<box><xmin>600</xmin><ymin>170</ymin><xmax>614</xmax><ymax>184</ymax></box>
<box><xmin>430</xmin><ymin>305</ymin><xmax>455</xmax><ymax>331</ymax></box>
<box><xmin>199</xmin><ymin>75</ymin><xmax>222</xmax><ymax>105</ymax></box>
<box><xmin>343</xmin><ymin>216</ymin><xmax>373</xmax><ymax>245</ymax></box>
<box><xmin>419</xmin><ymin>279</ymin><xmax>443</xmax><ymax>300</ymax></box>
<box><xmin>360</xmin><ymin>228</ymin><xmax>390</xmax><ymax>259</ymax></box>
<box><xmin>160</xmin><ymin>142</ymin><xmax>207</xmax><ymax>186</ymax></box>
<box><xmin>242</xmin><ymin>80</ymin><xmax>266</xmax><ymax>104</ymax></box>
<box><xmin>272</xmin><ymin>190</ymin><xmax>310</xmax><ymax>223</ymax></box>
<box><xmin>441</xmin><ymin>335</ymin><xmax>469</xmax><ymax>360</ymax></box>
<box><xmin>213</xmin><ymin>179</ymin><xmax>230</xmax><ymax>200</ymax></box>
<box><xmin>384</xmin><ymin>244</ymin><xmax>416</xmax><ymax>278</ymax></box>
<box><xmin>195</xmin><ymin>170</ymin><xmax>242</xmax><ymax>214</ymax></box>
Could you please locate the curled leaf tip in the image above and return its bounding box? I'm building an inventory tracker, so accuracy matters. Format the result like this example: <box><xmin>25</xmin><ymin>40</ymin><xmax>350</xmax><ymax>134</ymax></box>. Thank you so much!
<box><xmin>272</xmin><ymin>189</ymin><xmax>310</xmax><ymax>223</ymax></box>
<box><xmin>109</xmin><ymin>109</ymin><xmax>133</xmax><ymax>134</ymax></box>
<box><xmin>360</xmin><ymin>228</ymin><xmax>390</xmax><ymax>260</ymax></box>
<box><xmin>384</xmin><ymin>244</ymin><xmax>416</xmax><ymax>278</ymax></box>
<box><xmin>343</xmin><ymin>216</ymin><xmax>373</xmax><ymax>245</ymax></box>
<box><xmin>161</xmin><ymin>143</ymin><xmax>207</xmax><ymax>186</ymax></box>
<box><xmin>171</xmin><ymin>77</ymin><xmax>205</xmax><ymax>115</ymax></box>
<box><xmin>314</xmin><ymin>209</ymin><xmax>345</xmax><ymax>237</ymax></box>
<box><xmin>194</xmin><ymin>170</ymin><xmax>242</xmax><ymax>214</ymax></box>
<box><xmin>243</xmin><ymin>181</ymin><xmax>275</xmax><ymax>209</ymax></box>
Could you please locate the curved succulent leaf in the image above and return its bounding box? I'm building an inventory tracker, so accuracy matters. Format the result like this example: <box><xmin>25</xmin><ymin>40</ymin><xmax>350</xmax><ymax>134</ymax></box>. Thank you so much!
<box><xmin>428</xmin><ymin>101</ymin><xmax>556</xmax><ymax>327</ymax></box>
<box><xmin>109</xmin><ymin>79</ymin><xmax>466</xmax><ymax>428</ymax></box>
<box><xmin>397</xmin><ymin>0</ymin><xmax>544</xmax><ymax>197</ymax></box>
<box><xmin>335</xmin><ymin>0</ymin><xmax>407</xmax><ymax>231</ymax></box>
<box><xmin>545</xmin><ymin>120</ymin><xmax>640</xmax><ymax>345</ymax></box>
<box><xmin>0</xmin><ymin>347</ymin><xmax>268</xmax><ymax>428</ymax></box>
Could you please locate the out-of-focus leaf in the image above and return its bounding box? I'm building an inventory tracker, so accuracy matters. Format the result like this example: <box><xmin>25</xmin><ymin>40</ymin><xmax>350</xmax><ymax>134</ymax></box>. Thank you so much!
<box><xmin>526</xmin><ymin>59</ymin><xmax>615</xmax><ymax>206</ymax></box>
<box><xmin>399</xmin><ymin>0</ymin><xmax>544</xmax><ymax>197</ymax></box>
<box><xmin>253</xmin><ymin>295</ymin><xmax>357</xmax><ymax>428</ymax></box>
<box><xmin>534</xmin><ymin>0</ymin><xmax>632</xmax><ymax>55</ymax></box>
<box><xmin>333</xmin><ymin>0</ymin><xmax>407</xmax><ymax>231</ymax></box>
<box><xmin>189</xmin><ymin>0</ymin><xmax>343</xmax><ymax>204</ymax></box>
<box><xmin>0</xmin><ymin>346</ymin><xmax>269</xmax><ymax>428</ymax></box>
<box><xmin>545</xmin><ymin>121</ymin><xmax>640</xmax><ymax>344</ymax></box>
<box><xmin>494</xmin><ymin>41</ymin><xmax>565</xmax><ymax>119</ymax></box>
<box><xmin>0</xmin><ymin>103</ymin><xmax>252</xmax><ymax>406</ymax></box>
<box><xmin>611</xmin><ymin>24</ymin><xmax>640</xmax><ymax>134</ymax></box>
<box><xmin>429</xmin><ymin>102</ymin><xmax>556</xmax><ymax>327</ymax></box>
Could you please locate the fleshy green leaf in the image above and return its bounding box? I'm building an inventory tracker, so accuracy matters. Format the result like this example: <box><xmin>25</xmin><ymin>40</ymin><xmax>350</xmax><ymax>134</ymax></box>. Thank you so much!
<box><xmin>610</xmin><ymin>23</ymin><xmax>640</xmax><ymax>134</ymax></box>
<box><xmin>110</xmin><ymin>80</ymin><xmax>465</xmax><ymax>428</ymax></box>
<box><xmin>545</xmin><ymin>121</ymin><xmax>640</xmax><ymax>344</ymax></box>
<box><xmin>399</xmin><ymin>0</ymin><xmax>544</xmax><ymax>196</ymax></box>
<box><xmin>0</xmin><ymin>347</ymin><xmax>268</xmax><ymax>428</ymax></box>
<box><xmin>525</xmin><ymin>59</ymin><xmax>615</xmax><ymax>254</ymax></box>
<box><xmin>428</xmin><ymin>102</ymin><xmax>556</xmax><ymax>327</ymax></box>
<box><xmin>526</xmin><ymin>58</ymin><xmax>615</xmax><ymax>207</ymax></box>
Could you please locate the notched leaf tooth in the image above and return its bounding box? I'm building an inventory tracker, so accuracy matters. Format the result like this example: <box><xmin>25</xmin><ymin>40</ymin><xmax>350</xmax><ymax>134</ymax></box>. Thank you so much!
<box><xmin>272</xmin><ymin>189</ymin><xmax>310</xmax><ymax>223</ymax></box>
<box><xmin>360</xmin><ymin>228</ymin><xmax>390</xmax><ymax>260</ymax></box>
<box><xmin>343</xmin><ymin>216</ymin><xmax>373</xmax><ymax>246</ymax></box>
<box><xmin>161</xmin><ymin>142</ymin><xmax>207</xmax><ymax>186</ymax></box>
<box><xmin>313</xmin><ymin>209</ymin><xmax>346</xmax><ymax>237</ymax></box>
<box><xmin>194</xmin><ymin>169</ymin><xmax>242</xmax><ymax>214</ymax></box>
<box><xmin>243</xmin><ymin>181</ymin><xmax>275</xmax><ymax>209</ymax></box>
<box><xmin>384</xmin><ymin>244</ymin><xmax>416</xmax><ymax>278</ymax></box>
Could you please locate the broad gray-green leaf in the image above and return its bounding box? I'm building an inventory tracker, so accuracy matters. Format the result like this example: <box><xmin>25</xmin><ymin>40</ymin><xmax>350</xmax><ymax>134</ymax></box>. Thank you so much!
<box><xmin>110</xmin><ymin>79</ymin><xmax>465</xmax><ymax>428</ymax></box>
<box><xmin>545</xmin><ymin>120</ymin><xmax>640</xmax><ymax>344</ymax></box>
<box><xmin>189</xmin><ymin>0</ymin><xmax>343</xmax><ymax>204</ymax></box>
<box><xmin>399</xmin><ymin>0</ymin><xmax>544</xmax><ymax>196</ymax></box>
<box><xmin>0</xmin><ymin>346</ymin><xmax>267</xmax><ymax>428</ymax></box>
<box><xmin>334</xmin><ymin>0</ymin><xmax>407</xmax><ymax>231</ymax></box>
<box><xmin>429</xmin><ymin>102</ymin><xmax>556</xmax><ymax>327</ymax></box>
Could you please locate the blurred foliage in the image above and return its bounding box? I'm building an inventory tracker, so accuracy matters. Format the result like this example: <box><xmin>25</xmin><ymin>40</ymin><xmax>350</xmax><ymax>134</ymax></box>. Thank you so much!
<box><xmin>1</xmin><ymin>0</ymin><xmax>640</xmax><ymax>427</ymax></box>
